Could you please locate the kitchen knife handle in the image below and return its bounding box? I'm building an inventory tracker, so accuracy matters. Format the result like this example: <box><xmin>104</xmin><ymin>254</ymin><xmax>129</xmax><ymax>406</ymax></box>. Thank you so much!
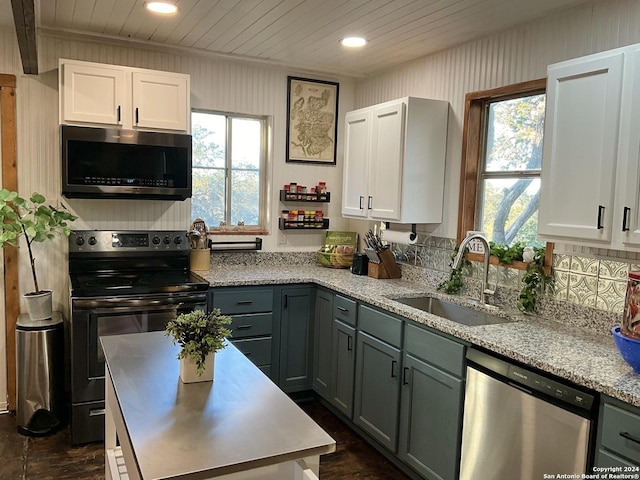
<box><xmin>620</xmin><ymin>431</ymin><xmax>640</xmax><ymax>445</ymax></box>
<box><xmin>135</xmin><ymin>107</ymin><xmax>139</xmax><ymax>124</ymax></box>
<box><xmin>367</xmin><ymin>196</ymin><xmax>372</xmax><ymax>210</ymax></box>
<box><xmin>116</xmin><ymin>105</ymin><xmax>121</xmax><ymax>123</ymax></box>
<box><xmin>359</xmin><ymin>196</ymin><xmax>364</xmax><ymax>210</ymax></box>
<box><xmin>597</xmin><ymin>205</ymin><xmax>605</xmax><ymax>230</ymax></box>
<box><xmin>623</xmin><ymin>206</ymin><xmax>631</xmax><ymax>232</ymax></box>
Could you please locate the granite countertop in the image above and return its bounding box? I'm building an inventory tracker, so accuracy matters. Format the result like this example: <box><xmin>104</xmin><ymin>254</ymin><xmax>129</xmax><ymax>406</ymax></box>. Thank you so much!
<box><xmin>195</xmin><ymin>264</ymin><xmax>640</xmax><ymax>407</ymax></box>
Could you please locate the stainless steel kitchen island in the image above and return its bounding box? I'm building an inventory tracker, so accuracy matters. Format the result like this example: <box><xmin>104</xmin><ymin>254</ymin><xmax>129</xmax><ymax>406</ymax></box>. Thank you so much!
<box><xmin>102</xmin><ymin>331</ymin><xmax>336</xmax><ymax>480</ymax></box>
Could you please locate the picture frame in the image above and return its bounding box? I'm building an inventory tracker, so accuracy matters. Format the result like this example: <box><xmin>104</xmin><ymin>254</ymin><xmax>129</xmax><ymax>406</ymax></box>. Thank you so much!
<box><xmin>286</xmin><ymin>76</ymin><xmax>339</xmax><ymax>165</ymax></box>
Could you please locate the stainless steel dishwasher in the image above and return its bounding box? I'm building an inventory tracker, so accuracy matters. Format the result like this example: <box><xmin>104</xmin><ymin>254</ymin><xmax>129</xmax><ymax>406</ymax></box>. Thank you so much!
<box><xmin>460</xmin><ymin>348</ymin><xmax>597</xmax><ymax>480</ymax></box>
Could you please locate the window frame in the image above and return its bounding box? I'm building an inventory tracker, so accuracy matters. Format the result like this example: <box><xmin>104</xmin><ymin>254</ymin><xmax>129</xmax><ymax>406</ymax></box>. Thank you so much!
<box><xmin>458</xmin><ymin>78</ymin><xmax>553</xmax><ymax>271</ymax></box>
<box><xmin>191</xmin><ymin>109</ymin><xmax>270</xmax><ymax>234</ymax></box>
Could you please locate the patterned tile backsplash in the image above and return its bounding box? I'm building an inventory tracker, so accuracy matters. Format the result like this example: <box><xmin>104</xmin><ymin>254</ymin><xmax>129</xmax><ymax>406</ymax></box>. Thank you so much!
<box><xmin>391</xmin><ymin>234</ymin><xmax>633</xmax><ymax>316</ymax></box>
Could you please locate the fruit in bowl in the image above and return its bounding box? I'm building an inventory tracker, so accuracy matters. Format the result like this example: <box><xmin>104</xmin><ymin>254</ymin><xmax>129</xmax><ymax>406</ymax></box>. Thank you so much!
<box><xmin>612</xmin><ymin>326</ymin><xmax>640</xmax><ymax>373</ymax></box>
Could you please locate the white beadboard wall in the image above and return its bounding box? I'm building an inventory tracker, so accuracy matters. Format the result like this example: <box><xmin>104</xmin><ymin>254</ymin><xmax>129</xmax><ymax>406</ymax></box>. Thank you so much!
<box><xmin>1</xmin><ymin>0</ymin><xmax>640</xmax><ymax>316</ymax></box>
<box><xmin>349</xmin><ymin>0</ymin><xmax>640</xmax><ymax>241</ymax></box>
<box><xmin>0</xmin><ymin>28</ymin><xmax>355</xmax><ymax>316</ymax></box>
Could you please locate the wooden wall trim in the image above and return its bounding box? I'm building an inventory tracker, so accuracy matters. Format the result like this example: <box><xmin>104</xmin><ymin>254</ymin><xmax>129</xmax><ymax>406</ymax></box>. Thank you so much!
<box><xmin>1</xmin><ymin>75</ymin><xmax>18</xmax><ymax>411</ymax></box>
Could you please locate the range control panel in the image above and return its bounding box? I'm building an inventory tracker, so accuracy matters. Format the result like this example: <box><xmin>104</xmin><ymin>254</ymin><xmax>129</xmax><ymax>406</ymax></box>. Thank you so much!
<box><xmin>69</xmin><ymin>230</ymin><xmax>188</xmax><ymax>253</ymax></box>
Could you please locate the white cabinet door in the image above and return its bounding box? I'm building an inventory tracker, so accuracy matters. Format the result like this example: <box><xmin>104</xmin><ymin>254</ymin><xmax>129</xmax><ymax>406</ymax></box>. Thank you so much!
<box><xmin>342</xmin><ymin>110</ymin><xmax>370</xmax><ymax>218</ymax></box>
<box><xmin>61</xmin><ymin>63</ymin><xmax>126</xmax><ymax>126</ymax></box>
<box><xmin>369</xmin><ymin>101</ymin><xmax>405</xmax><ymax>221</ymax></box>
<box><xmin>618</xmin><ymin>46</ymin><xmax>640</xmax><ymax>248</ymax></box>
<box><xmin>132</xmin><ymin>72</ymin><xmax>189</xmax><ymax>131</ymax></box>
<box><xmin>538</xmin><ymin>51</ymin><xmax>624</xmax><ymax>242</ymax></box>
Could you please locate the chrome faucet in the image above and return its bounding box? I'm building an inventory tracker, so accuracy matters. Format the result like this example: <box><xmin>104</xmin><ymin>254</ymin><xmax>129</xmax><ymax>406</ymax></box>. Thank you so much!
<box><xmin>452</xmin><ymin>233</ymin><xmax>495</xmax><ymax>305</ymax></box>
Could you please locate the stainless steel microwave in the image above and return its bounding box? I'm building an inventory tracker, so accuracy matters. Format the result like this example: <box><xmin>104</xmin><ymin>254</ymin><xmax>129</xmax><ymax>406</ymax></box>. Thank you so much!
<box><xmin>61</xmin><ymin>125</ymin><xmax>192</xmax><ymax>200</ymax></box>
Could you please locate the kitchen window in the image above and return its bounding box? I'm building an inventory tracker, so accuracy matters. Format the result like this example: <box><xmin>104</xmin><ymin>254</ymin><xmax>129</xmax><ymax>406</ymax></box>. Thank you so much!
<box><xmin>191</xmin><ymin>110</ymin><xmax>268</xmax><ymax>230</ymax></box>
<box><xmin>459</xmin><ymin>79</ymin><xmax>553</xmax><ymax>266</ymax></box>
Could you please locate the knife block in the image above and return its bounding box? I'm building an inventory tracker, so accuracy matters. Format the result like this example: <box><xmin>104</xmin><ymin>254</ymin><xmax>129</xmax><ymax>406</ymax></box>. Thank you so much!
<box><xmin>368</xmin><ymin>248</ymin><xmax>401</xmax><ymax>279</ymax></box>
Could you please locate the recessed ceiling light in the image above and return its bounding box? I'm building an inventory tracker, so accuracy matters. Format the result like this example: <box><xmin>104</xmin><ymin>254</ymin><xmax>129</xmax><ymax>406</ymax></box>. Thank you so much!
<box><xmin>145</xmin><ymin>2</ymin><xmax>178</xmax><ymax>14</ymax></box>
<box><xmin>341</xmin><ymin>37</ymin><xmax>367</xmax><ymax>48</ymax></box>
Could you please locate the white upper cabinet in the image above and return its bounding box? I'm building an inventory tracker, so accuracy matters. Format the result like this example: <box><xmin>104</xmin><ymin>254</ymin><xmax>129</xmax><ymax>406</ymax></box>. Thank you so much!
<box><xmin>538</xmin><ymin>50</ymin><xmax>624</xmax><ymax>243</ymax></box>
<box><xmin>341</xmin><ymin>97</ymin><xmax>448</xmax><ymax>224</ymax></box>
<box><xmin>59</xmin><ymin>59</ymin><xmax>190</xmax><ymax>132</ymax></box>
<box><xmin>538</xmin><ymin>43</ymin><xmax>640</xmax><ymax>251</ymax></box>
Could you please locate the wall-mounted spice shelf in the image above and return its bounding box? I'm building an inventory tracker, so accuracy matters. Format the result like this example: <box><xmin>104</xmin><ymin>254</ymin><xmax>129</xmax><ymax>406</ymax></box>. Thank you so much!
<box><xmin>279</xmin><ymin>218</ymin><xmax>330</xmax><ymax>230</ymax></box>
<box><xmin>279</xmin><ymin>190</ymin><xmax>331</xmax><ymax>202</ymax></box>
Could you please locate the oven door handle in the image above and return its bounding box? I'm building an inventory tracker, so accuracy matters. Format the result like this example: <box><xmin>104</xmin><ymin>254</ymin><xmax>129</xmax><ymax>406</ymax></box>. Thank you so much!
<box><xmin>72</xmin><ymin>294</ymin><xmax>206</xmax><ymax>310</ymax></box>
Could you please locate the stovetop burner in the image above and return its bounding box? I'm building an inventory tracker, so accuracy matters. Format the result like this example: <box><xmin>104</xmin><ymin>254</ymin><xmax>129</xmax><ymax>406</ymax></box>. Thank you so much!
<box><xmin>69</xmin><ymin>230</ymin><xmax>209</xmax><ymax>298</ymax></box>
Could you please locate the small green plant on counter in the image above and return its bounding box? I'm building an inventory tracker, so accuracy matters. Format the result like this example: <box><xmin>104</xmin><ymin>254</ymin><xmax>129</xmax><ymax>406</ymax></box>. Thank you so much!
<box><xmin>438</xmin><ymin>240</ymin><xmax>553</xmax><ymax>313</ymax></box>
<box><xmin>517</xmin><ymin>246</ymin><xmax>554</xmax><ymax>314</ymax></box>
<box><xmin>437</xmin><ymin>247</ymin><xmax>469</xmax><ymax>294</ymax></box>
<box><xmin>165</xmin><ymin>309</ymin><xmax>232</xmax><ymax>375</ymax></box>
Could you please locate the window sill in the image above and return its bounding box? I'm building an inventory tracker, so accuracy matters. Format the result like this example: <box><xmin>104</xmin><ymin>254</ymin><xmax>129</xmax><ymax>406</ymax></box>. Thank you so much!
<box><xmin>466</xmin><ymin>252</ymin><xmax>552</xmax><ymax>275</ymax></box>
<box><xmin>207</xmin><ymin>229</ymin><xmax>269</xmax><ymax>236</ymax></box>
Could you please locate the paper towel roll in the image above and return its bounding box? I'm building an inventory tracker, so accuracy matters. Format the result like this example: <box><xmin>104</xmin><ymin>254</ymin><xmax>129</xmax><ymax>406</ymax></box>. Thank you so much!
<box><xmin>382</xmin><ymin>229</ymin><xmax>418</xmax><ymax>245</ymax></box>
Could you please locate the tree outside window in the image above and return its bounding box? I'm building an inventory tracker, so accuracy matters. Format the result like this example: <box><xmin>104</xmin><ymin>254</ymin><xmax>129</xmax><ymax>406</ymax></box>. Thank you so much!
<box><xmin>191</xmin><ymin>111</ymin><xmax>266</xmax><ymax>229</ymax></box>
<box><xmin>479</xmin><ymin>94</ymin><xmax>545</xmax><ymax>247</ymax></box>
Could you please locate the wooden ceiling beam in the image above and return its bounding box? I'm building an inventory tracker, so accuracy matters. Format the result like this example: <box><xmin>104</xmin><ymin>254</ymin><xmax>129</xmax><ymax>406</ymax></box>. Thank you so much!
<box><xmin>11</xmin><ymin>0</ymin><xmax>38</xmax><ymax>75</ymax></box>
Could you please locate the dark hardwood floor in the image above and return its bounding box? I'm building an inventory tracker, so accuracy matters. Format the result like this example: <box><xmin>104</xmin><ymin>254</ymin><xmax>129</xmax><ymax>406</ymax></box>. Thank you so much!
<box><xmin>0</xmin><ymin>399</ymin><xmax>411</xmax><ymax>480</ymax></box>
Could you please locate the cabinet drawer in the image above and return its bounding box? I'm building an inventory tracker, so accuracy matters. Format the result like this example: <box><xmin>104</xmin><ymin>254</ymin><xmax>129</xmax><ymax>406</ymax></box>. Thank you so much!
<box><xmin>601</xmin><ymin>403</ymin><xmax>640</xmax><ymax>463</ymax></box>
<box><xmin>597</xmin><ymin>448</ymin><xmax>638</xmax><ymax>468</ymax></box>
<box><xmin>212</xmin><ymin>288</ymin><xmax>273</xmax><ymax>314</ymax></box>
<box><xmin>229</xmin><ymin>313</ymin><xmax>272</xmax><ymax>339</ymax></box>
<box><xmin>358</xmin><ymin>305</ymin><xmax>403</xmax><ymax>348</ymax></box>
<box><xmin>334</xmin><ymin>295</ymin><xmax>357</xmax><ymax>326</ymax></box>
<box><xmin>231</xmin><ymin>337</ymin><xmax>272</xmax><ymax>366</ymax></box>
<box><xmin>404</xmin><ymin>323</ymin><xmax>465</xmax><ymax>378</ymax></box>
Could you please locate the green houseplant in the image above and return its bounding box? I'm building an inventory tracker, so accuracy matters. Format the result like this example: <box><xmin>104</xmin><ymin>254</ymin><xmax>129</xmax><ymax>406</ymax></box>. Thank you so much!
<box><xmin>0</xmin><ymin>189</ymin><xmax>77</xmax><ymax>320</ymax></box>
<box><xmin>165</xmin><ymin>308</ymin><xmax>232</xmax><ymax>383</ymax></box>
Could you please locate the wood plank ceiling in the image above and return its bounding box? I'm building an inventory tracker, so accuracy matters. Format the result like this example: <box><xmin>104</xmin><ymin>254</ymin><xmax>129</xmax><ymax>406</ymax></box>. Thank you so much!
<box><xmin>9</xmin><ymin>0</ymin><xmax>597</xmax><ymax>77</ymax></box>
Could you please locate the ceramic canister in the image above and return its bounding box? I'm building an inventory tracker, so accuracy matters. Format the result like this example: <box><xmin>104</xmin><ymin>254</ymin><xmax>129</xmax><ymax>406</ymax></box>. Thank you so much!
<box><xmin>623</xmin><ymin>271</ymin><xmax>640</xmax><ymax>339</ymax></box>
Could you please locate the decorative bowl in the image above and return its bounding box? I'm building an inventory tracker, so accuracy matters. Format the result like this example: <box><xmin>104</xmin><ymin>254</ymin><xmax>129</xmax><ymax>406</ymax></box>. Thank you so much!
<box><xmin>612</xmin><ymin>326</ymin><xmax>640</xmax><ymax>373</ymax></box>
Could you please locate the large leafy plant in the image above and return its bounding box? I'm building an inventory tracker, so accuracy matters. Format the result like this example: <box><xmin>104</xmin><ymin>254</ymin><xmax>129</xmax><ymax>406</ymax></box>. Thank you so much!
<box><xmin>0</xmin><ymin>189</ymin><xmax>77</xmax><ymax>294</ymax></box>
<box><xmin>165</xmin><ymin>309</ymin><xmax>232</xmax><ymax>375</ymax></box>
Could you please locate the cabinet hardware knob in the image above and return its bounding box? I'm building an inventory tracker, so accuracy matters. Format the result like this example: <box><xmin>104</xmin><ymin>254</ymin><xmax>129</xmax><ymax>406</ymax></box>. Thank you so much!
<box><xmin>236</xmin><ymin>300</ymin><xmax>253</xmax><ymax>305</ymax></box>
<box><xmin>337</xmin><ymin>306</ymin><xmax>348</xmax><ymax>312</ymax></box>
<box><xmin>391</xmin><ymin>360</ymin><xmax>398</xmax><ymax>378</ymax></box>
<box><xmin>620</xmin><ymin>431</ymin><xmax>640</xmax><ymax>445</ymax></box>
<box><xmin>367</xmin><ymin>196</ymin><xmax>373</xmax><ymax>210</ymax></box>
<box><xmin>359</xmin><ymin>196</ymin><xmax>364</xmax><ymax>210</ymax></box>
<box><xmin>597</xmin><ymin>205</ymin><xmax>605</xmax><ymax>230</ymax></box>
<box><xmin>283</xmin><ymin>295</ymin><xmax>288</xmax><ymax>308</ymax></box>
<box><xmin>135</xmin><ymin>107</ymin><xmax>139</xmax><ymax>124</ymax></box>
<box><xmin>116</xmin><ymin>105</ymin><xmax>121</xmax><ymax>122</ymax></box>
<box><xmin>402</xmin><ymin>367</ymin><xmax>410</xmax><ymax>385</ymax></box>
<box><xmin>236</xmin><ymin>325</ymin><xmax>252</xmax><ymax>330</ymax></box>
<box><xmin>347</xmin><ymin>335</ymin><xmax>353</xmax><ymax>351</ymax></box>
<box><xmin>623</xmin><ymin>206</ymin><xmax>631</xmax><ymax>232</ymax></box>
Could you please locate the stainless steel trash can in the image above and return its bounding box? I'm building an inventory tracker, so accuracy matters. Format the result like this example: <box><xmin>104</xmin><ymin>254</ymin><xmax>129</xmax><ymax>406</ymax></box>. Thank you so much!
<box><xmin>16</xmin><ymin>312</ymin><xmax>65</xmax><ymax>436</ymax></box>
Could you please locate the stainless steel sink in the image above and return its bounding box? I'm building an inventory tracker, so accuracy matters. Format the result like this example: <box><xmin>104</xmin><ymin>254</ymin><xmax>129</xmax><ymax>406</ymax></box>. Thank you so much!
<box><xmin>392</xmin><ymin>296</ymin><xmax>512</xmax><ymax>327</ymax></box>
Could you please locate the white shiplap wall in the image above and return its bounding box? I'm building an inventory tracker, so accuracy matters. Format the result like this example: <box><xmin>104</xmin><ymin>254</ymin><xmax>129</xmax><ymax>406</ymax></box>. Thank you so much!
<box><xmin>0</xmin><ymin>29</ymin><xmax>355</xmax><ymax>317</ymax></box>
<box><xmin>1</xmin><ymin>0</ymin><xmax>640</xmax><ymax>316</ymax></box>
<box><xmin>349</xmin><ymin>0</ymin><xmax>640</xmax><ymax>240</ymax></box>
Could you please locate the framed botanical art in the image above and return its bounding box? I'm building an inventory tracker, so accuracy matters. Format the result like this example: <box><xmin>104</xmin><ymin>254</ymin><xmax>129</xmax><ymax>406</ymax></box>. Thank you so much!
<box><xmin>286</xmin><ymin>76</ymin><xmax>339</xmax><ymax>164</ymax></box>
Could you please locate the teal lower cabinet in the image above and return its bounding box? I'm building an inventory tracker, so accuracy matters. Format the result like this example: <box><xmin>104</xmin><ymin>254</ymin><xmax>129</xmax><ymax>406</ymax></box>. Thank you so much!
<box><xmin>398</xmin><ymin>323</ymin><xmax>466</xmax><ymax>480</ymax></box>
<box><xmin>278</xmin><ymin>285</ymin><xmax>315</xmax><ymax>393</ymax></box>
<box><xmin>595</xmin><ymin>396</ymin><xmax>640</xmax><ymax>467</ymax></box>
<box><xmin>354</xmin><ymin>305</ymin><xmax>404</xmax><ymax>452</ymax></box>
<box><xmin>312</xmin><ymin>288</ymin><xmax>334</xmax><ymax>399</ymax></box>
<box><xmin>331</xmin><ymin>319</ymin><xmax>356</xmax><ymax>418</ymax></box>
<box><xmin>209</xmin><ymin>286</ymin><xmax>277</xmax><ymax>381</ymax></box>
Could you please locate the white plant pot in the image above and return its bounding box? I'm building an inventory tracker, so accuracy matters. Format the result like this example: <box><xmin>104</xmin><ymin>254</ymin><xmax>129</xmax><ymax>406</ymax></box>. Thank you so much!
<box><xmin>24</xmin><ymin>290</ymin><xmax>53</xmax><ymax>321</ymax></box>
<box><xmin>179</xmin><ymin>353</ymin><xmax>214</xmax><ymax>383</ymax></box>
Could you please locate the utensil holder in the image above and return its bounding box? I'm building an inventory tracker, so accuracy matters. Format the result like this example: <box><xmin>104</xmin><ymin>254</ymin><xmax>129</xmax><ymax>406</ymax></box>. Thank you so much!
<box><xmin>189</xmin><ymin>249</ymin><xmax>210</xmax><ymax>270</ymax></box>
<box><xmin>367</xmin><ymin>248</ymin><xmax>401</xmax><ymax>279</ymax></box>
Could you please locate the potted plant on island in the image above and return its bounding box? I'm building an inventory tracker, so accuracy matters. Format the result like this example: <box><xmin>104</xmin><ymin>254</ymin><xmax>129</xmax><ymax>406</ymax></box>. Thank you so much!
<box><xmin>165</xmin><ymin>308</ymin><xmax>232</xmax><ymax>383</ymax></box>
<box><xmin>0</xmin><ymin>189</ymin><xmax>77</xmax><ymax>321</ymax></box>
